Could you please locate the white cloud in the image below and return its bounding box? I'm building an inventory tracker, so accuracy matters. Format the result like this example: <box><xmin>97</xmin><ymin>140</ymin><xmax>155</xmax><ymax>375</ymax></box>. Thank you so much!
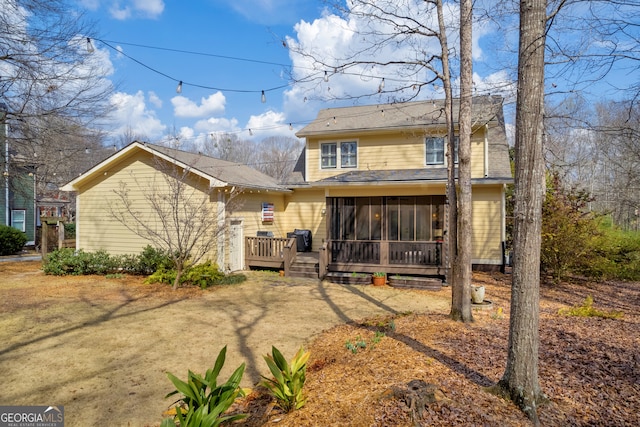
<box><xmin>78</xmin><ymin>0</ymin><xmax>100</xmax><ymax>10</ymax></box>
<box><xmin>108</xmin><ymin>0</ymin><xmax>164</xmax><ymax>20</ymax></box>
<box><xmin>194</xmin><ymin>117</ymin><xmax>240</xmax><ymax>134</ymax></box>
<box><xmin>109</xmin><ymin>90</ymin><xmax>166</xmax><ymax>139</ymax></box>
<box><xmin>284</xmin><ymin>1</ymin><xmax>508</xmax><ymax>121</ymax></box>
<box><xmin>172</xmin><ymin>92</ymin><xmax>226</xmax><ymax>118</ymax></box>
<box><xmin>245</xmin><ymin>110</ymin><xmax>294</xmax><ymax>140</ymax></box>
<box><xmin>148</xmin><ymin>91</ymin><xmax>162</xmax><ymax>108</ymax></box>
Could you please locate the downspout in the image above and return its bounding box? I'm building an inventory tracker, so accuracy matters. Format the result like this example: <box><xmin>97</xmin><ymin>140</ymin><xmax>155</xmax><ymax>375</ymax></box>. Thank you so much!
<box><xmin>217</xmin><ymin>190</ymin><xmax>226</xmax><ymax>270</ymax></box>
<box><xmin>75</xmin><ymin>190</ymin><xmax>80</xmax><ymax>250</ymax></box>
<box><xmin>1</xmin><ymin>103</ymin><xmax>8</xmax><ymax>226</ymax></box>
<box><xmin>484</xmin><ymin>124</ymin><xmax>489</xmax><ymax>178</ymax></box>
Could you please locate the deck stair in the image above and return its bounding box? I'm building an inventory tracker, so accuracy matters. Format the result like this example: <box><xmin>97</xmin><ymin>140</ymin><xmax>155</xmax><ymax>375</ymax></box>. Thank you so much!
<box><xmin>288</xmin><ymin>252</ymin><xmax>319</xmax><ymax>279</ymax></box>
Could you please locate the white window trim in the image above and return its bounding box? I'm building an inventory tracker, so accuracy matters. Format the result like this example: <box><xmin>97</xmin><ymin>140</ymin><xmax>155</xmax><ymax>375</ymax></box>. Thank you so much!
<box><xmin>320</xmin><ymin>139</ymin><xmax>359</xmax><ymax>170</ymax></box>
<box><xmin>11</xmin><ymin>209</ymin><xmax>26</xmax><ymax>232</ymax></box>
<box><xmin>320</xmin><ymin>142</ymin><xmax>337</xmax><ymax>169</ymax></box>
<box><xmin>425</xmin><ymin>135</ymin><xmax>459</xmax><ymax>167</ymax></box>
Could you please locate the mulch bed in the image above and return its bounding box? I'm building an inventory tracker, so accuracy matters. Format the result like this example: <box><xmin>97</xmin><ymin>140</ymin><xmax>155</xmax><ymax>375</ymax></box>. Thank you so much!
<box><xmin>234</xmin><ymin>272</ymin><xmax>640</xmax><ymax>426</ymax></box>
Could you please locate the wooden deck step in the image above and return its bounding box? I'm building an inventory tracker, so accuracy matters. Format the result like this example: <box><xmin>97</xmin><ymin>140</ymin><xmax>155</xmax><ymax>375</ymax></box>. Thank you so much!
<box><xmin>288</xmin><ymin>252</ymin><xmax>319</xmax><ymax>279</ymax></box>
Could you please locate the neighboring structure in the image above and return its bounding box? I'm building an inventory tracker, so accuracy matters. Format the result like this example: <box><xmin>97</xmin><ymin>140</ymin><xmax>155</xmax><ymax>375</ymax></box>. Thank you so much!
<box><xmin>0</xmin><ymin>161</ymin><xmax>37</xmax><ymax>246</ymax></box>
<box><xmin>63</xmin><ymin>96</ymin><xmax>512</xmax><ymax>277</ymax></box>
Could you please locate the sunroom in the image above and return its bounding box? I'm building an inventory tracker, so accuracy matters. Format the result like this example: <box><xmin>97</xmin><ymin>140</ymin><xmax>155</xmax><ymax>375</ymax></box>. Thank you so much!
<box><xmin>325</xmin><ymin>194</ymin><xmax>448</xmax><ymax>277</ymax></box>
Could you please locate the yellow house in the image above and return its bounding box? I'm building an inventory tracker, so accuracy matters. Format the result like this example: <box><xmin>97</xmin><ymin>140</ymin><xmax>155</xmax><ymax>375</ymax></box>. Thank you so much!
<box><xmin>61</xmin><ymin>141</ymin><xmax>292</xmax><ymax>272</ymax></box>
<box><xmin>62</xmin><ymin>96</ymin><xmax>511</xmax><ymax>279</ymax></box>
<box><xmin>282</xmin><ymin>95</ymin><xmax>512</xmax><ymax>278</ymax></box>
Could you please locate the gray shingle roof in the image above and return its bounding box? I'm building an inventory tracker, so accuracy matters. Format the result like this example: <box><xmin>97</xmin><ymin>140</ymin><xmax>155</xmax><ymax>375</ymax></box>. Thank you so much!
<box><xmin>296</xmin><ymin>95</ymin><xmax>505</xmax><ymax>137</ymax></box>
<box><xmin>135</xmin><ymin>143</ymin><xmax>289</xmax><ymax>192</ymax></box>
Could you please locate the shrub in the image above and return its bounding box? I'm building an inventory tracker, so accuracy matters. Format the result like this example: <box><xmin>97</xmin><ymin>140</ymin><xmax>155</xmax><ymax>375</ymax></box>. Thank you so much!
<box><xmin>585</xmin><ymin>228</ymin><xmax>640</xmax><ymax>281</ymax></box>
<box><xmin>558</xmin><ymin>295</ymin><xmax>624</xmax><ymax>319</ymax></box>
<box><xmin>43</xmin><ymin>248</ymin><xmax>119</xmax><ymax>275</ymax></box>
<box><xmin>137</xmin><ymin>245</ymin><xmax>174</xmax><ymax>274</ymax></box>
<box><xmin>541</xmin><ymin>173</ymin><xmax>601</xmax><ymax>282</ymax></box>
<box><xmin>146</xmin><ymin>262</ymin><xmax>245</xmax><ymax>288</ymax></box>
<box><xmin>181</xmin><ymin>261</ymin><xmax>225</xmax><ymax>289</ymax></box>
<box><xmin>63</xmin><ymin>223</ymin><xmax>76</xmax><ymax>239</ymax></box>
<box><xmin>145</xmin><ymin>267</ymin><xmax>178</xmax><ymax>285</ymax></box>
<box><xmin>161</xmin><ymin>346</ymin><xmax>246</xmax><ymax>427</ymax></box>
<box><xmin>261</xmin><ymin>346</ymin><xmax>310</xmax><ymax>412</ymax></box>
<box><xmin>43</xmin><ymin>248</ymin><xmax>80</xmax><ymax>275</ymax></box>
<box><xmin>0</xmin><ymin>224</ymin><xmax>28</xmax><ymax>256</ymax></box>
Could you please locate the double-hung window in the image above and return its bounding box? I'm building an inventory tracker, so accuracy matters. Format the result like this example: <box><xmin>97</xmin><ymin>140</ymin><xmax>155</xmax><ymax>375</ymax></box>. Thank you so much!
<box><xmin>426</xmin><ymin>136</ymin><xmax>459</xmax><ymax>165</ymax></box>
<box><xmin>11</xmin><ymin>210</ymin><xmax>26</xmax><ymax>232</ymax></box>
<box><xmin>340</xmin><ymin>141</ymin><xmax>357</xmax><ymax>168</ymax></box>
<box><xmin>321</xmin><ymin>141</ymin><xmax>357</xmax><ymax>169</ymax></box>
<box><xmin>321</xmin><ymin>143</ymin><xmax>337</xmax><ymax>168</ymax></box>
<box><xmin>426</xmin><ymin>137</ymin><xmax>445</xmax><ymax>165</ymax></box>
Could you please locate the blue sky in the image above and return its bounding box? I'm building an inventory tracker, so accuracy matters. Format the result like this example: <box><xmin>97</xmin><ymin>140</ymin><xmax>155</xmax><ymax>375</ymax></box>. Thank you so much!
<box><xmin>76</xmin><ymin>0</ymin><xmax>635</xmax><ymax>148</ymax></box>
<box><xmin>81</xmin><ymin>0</ymin><xmax>327</xmax><ymax>145</ymax></box>
<box><xmin>78</xmin><ymin>0</ymin><xmax>518</xmax><ymax>147</ymax></box>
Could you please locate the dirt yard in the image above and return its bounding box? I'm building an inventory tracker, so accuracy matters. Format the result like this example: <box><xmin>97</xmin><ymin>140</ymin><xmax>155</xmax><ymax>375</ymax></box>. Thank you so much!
<box><xmin>0</xmin><ymin>261</ymin><xmax>450</xmax><ymax>426</ymax></box>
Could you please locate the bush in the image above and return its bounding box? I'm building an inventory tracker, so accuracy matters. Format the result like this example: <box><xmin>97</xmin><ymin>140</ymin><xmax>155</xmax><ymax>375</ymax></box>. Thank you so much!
<box><xmin>584</xmin><ymin>228</ymin><xmax>640</xmax><ymax>281</ymax></box>
<box><xmin>182</xmin><ymin>261</ymin><xmax>225</xmax><ymax>289</ymax></box>
<box><xmin>146</xmin><ymin>261</ymin><xmax>244</xmax><ymax>289</ymax></box>
<box><xmin>43</xmin><ymin>245</ymin><xmax>177</xmax><ymax>277</ymax></box>
<box><xmin>43</xmin><ymin>248</ymin><xmax>119</xmax><ymax>275</ymax></box>
<box><xmin>161</xmin><ymin>346</ymin><xmax>246</xmax><ymax>427</ymax></box>
<box><xmin>0</xmin><ymin>224</ymin><xmax>28</xmax><ymax>256</ymax></box>
<box><xmin>63</xmin><ymin>223</ymin><xmax>76</xmax><ymax>239</ymax></box>
<box><xmin>541</xmin><ymin>173</ymin><xmax>601</xmax><ymax>282</ymax></box>
<box><xmin>121</xmin><ymin>245</ymin><xmax>174</xmax><ymax>275</ymax></box>
<box><xmin>558</xmin><ymin>295</ymin><xmax>624</xmax><ymax>319</ymax></box>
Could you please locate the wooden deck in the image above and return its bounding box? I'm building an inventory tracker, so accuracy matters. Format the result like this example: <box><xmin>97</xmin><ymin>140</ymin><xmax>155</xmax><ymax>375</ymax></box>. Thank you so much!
<box><xmin>246</xmin><ymin>237</ymin><xmax>447</xmax><ymax>278</ymax></box>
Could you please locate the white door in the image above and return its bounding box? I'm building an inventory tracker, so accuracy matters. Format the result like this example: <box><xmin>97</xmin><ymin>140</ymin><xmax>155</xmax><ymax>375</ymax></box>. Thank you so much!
<box><xmin>228</xmin><ymin>219</ymin><xmax>244</xmax><ymax>272</ymax></box>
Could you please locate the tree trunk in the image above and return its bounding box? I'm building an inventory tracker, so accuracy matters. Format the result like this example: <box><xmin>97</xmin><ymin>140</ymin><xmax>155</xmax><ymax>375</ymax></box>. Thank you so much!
<box><xmin>496</xmin><ymin>0</ymin><xmax>547</xmax><ymax>423</ymax></box>
<box><xmin>434</xmin><ymin>0</ymin><xmax>457</xmax><ymax>299</ymax></box>
<box><xmin>450</xmin><ymin>0</ymin><xmax>474</xmax><ymax>322</ymax></box>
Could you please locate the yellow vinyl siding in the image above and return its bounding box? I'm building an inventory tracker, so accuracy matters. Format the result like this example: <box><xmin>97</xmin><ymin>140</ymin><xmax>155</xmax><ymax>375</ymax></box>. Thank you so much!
<box><xmin>306</xmin><ymin>126</ymin><xmax>489</xmax><ymax>182</ymax></box>
<box><xmin>280</xmin><ymin>189</ymin><xmax>326</xmax><ymax>250</ymax></box>
<box><xmin>470</xmin><ymin>128</ymin><xmax>486</xmax><ymax>178</ymax></box>
<box><xmin>471</xmin><ymin>185</ymin><xmax>504</xmax><ymax>263</ymax></box>
<box><xmin>76</xmin><ymin>151</ymin><xmax>219</xmax><ymax>258</ymax></box>
<box><xmin>229</xmin><ymin>192</ymin><xmax>287</xmax><ymax>239</ymax></box>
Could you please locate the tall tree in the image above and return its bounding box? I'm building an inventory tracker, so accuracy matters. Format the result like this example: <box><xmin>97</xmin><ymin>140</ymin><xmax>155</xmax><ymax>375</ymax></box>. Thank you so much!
<box><xmin>1</xmin><ymin>0</ymin><xmax>113</xmax><ymax>202</ymax></box>
<box><xmin>450</xmin><ymin>0</ymin><xmax>473</xmax><ymax>322</ymax></box>
<box><xmin>496</xmin><ymin>0</ymin><xmax>548</xmax><ymax>422</ymax></box>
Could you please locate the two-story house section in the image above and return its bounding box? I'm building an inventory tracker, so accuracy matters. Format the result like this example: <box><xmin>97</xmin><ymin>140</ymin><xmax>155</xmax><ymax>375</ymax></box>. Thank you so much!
<box><xmin>288</xmin><ymin>95</ymin><xmax>513</xmax><ymax>278</ymax></box>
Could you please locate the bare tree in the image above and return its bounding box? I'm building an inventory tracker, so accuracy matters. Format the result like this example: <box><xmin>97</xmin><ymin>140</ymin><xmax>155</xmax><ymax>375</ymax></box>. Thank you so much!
<box><xmin>254</xmin><ymin>136</ymin><xmax>303</xmax><ymax>181</ymax></box>
<box><xmin>109</xmin><ymin>155</ymin><xmax>238</xmax><ymax>289</ymax></box>
<box><xmin>1</xmin><ymin>0</ymin><xmax>113</xmax><ymax>211</ymax></box>
<box><xmin>591</xmin><ymin>100</ymin><xmax>640</xmax><ymax>229</ymax></box>
<box><xmin>203</xmin><ymin>133</ymin><xmax>259</xmax><ymax>166</ymax></box>
<box><xmin>495</xmin><ymin>0</ymin><xmax>548</xmax><ymax>422</ymax></box>
<box><xmin>0</xmin><ymin>0</ymin><xmax>113</xmax><ymax>125</ymax></box>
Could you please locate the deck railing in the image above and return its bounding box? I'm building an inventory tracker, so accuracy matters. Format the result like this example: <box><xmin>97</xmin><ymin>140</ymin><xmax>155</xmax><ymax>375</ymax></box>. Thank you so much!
<box><xmin>329</xmin><ymin>240</ymin><xmax>442</xmax><ymax>266</ymax></box>
<box><xmin>245</xmin><ymin>236</ymin><xmax>297</xmax><ymax>272</ymax></box>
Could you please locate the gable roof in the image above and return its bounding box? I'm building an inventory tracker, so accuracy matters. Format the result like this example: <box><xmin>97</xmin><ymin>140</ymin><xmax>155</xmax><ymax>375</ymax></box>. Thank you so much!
<box><xmin>296</xmin><ymin>95</ymin><xmax>505</xmax><ymax>137</ymax></box>
<box><xmin>288</xmin><ymin>96</ymin><xmax>512</xmax><ymax>184</ymax></box>
<box><xmin>61</xmin><ymin>141</ymin><xmax>290</xmax><ymax>193</ymax></box>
